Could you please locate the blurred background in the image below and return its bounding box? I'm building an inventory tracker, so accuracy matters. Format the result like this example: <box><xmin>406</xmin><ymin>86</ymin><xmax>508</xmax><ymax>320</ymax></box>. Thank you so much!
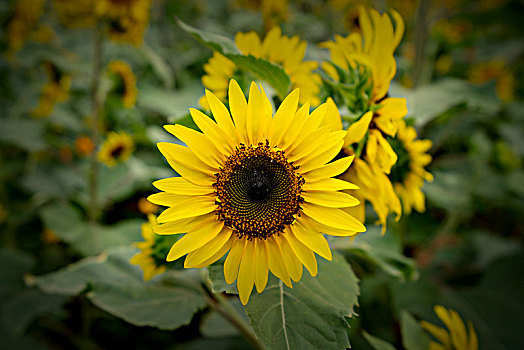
<box><xmin>0</xmin><ymin>0</ymin><xmax>523</xmax><ymax>349</ymax></box>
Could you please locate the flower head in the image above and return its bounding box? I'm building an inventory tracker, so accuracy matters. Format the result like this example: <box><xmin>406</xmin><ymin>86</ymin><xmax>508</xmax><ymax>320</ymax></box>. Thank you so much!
<box><xmin>107</xmin><ymin>60</ymin><xmax>138</xmax><ymax>108</ymax></box>
<box><xmin>389</xmin><ymin>120</ymin><xmax>433</xmax><ymax>214</ymax></box>
<box><xmin>149</xmin><ymin>80</ymin><xmax>366</xmax><ymax>304</ymax></box>
<box><xmin>32</xmin><ymin>62</ymin><xmax>71</xmax><ymax>118</ymax></box>
<box><xmin>96</xmin><ymin>0</ymin><xmax>152</xmax><ymax>45</ymax></box>
<box><xmin>421</xmin><ymin>305</ymin><xmax>478</xmax><ymax>350</ymax></box>
<box><xmin>98</xmin><ymin>131</ymin><xmax>134</xmax><ymax>167</ymax></box>
<box><xmin>199</xmin><ymin>27</ymin><xmax>321</xmax><ymax>109</ymax></box>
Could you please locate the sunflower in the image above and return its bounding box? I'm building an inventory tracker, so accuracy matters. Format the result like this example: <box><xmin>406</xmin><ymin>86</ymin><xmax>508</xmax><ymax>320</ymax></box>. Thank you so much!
<box><xmin>149</xmin><ymin>80</ymin><xmax>366</xmax><ymax>304</ymax></box>
<box><xmin>97</xmin><ymin>131</ymin><xmax>134</xmax><ymax>167</ymax></box>
<box><xmin>199</xmin><ymin>27</ymin><xmax>321</xmax><ymax>109</ymax></box>
<box><xmin>420</xmin><ymin>305</ymin><xmax>478</xmax><ymax>350</ymax></box>
<box><xmin>324</xmin><ymin>107</ymin><xmax>401</xmax><ymax>231</ymax></box>
<box><xmin>388</xmin><ymin>120</ymin><xmax>433</xmax><ymax>214</ymax></box>
<box><xmin>234</xmin><ymin>0</ymin><xmax>289</xmax><ymax>30</ymax></box>
<box><xmin>5</xmin><ymin>0</ymin><xmax>46</xmax><ymax>57</ymax></box>
<box><xmin>52</xmin><ymin>0</ymin><xmax>96</xmax><ymax>28</ymax></box>
<box><xmin>469</xmin><ymin>60</ymin><xmax>515</xmax><ymax>102</ymax></box>
<box><xmin>130</xmin><ymin>215</ymin><xmax>169</xmax><ymax>281</ymax></box>
<box><xmin>32</xmin><ymin>62</ymin><xmax>71</xmax><ymax>118</ymax></box>
<box><xmin>95</xmin><ymin>0</ymin><xmax>152</xmax><ymax>46</ymax></box>
<box><xmin>107</xmin><ymin>60</ymin><xmax>138</xmax><ymax>108</ymax></box>
<box><xmin>321</xmin><ymin>6</ymin><xmax>404</xmax><ymax>103</ymax></box>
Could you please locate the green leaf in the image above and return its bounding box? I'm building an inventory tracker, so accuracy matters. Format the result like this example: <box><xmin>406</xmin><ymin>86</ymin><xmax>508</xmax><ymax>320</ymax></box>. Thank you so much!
<box><xmin>336</xmin><ymin>227</ymin><xmax>418</xmax><ymax>281</ymax></box>
<box><xmin>400</xmin><ymin>310</ymin><xmax>430</xmax><ymax>350</ymax></box>
<box><xmin>200</xmin><ymin>298</ymin><xmax>247</xmax><ymax>338</ymax></box>
<box><xmin>176</xmin><ymin>19</ymin><xmax>291</xmax><ymax>98</ymax></box>
<box><xmin>390</xmin><ymin>79</ymin><xmax>500</xmax><ymax>126</ymax></box>
<box><xmin>0</xmin><ymin>119</ymin><xmax>46</xmax><ymax>152</ymax></box>
<box><xmin>29</xmin><ymin>247</ymin><xmax>207</xmax><ymax>330</ymax></box>
<box><xmin>226</xmin><ymin>54</ymin><xmax>291</xmax><ymax>99</ymax></box>
<box><xmin>245</xmin><ymin>254</ymin><xmax>359</xmax><ymax>350</ymax></box>
<box><xmin>206</xmin><ymin>262</ymin><xmax>238</xmax><ymax>295</ymax></box>
<box><xmin>138</xmin><ymin>83</ymin><xmax>203</xmax><ymax>121</ymax></box>
<box><xmin>362</xmin><ymin>331</ymin><xmax>396</xmax><ymax>350</ymax></box>
<box><xmin>176</xmin><ymin>18</ymin><xmax>239</xmax><ymax>55</ymax></box>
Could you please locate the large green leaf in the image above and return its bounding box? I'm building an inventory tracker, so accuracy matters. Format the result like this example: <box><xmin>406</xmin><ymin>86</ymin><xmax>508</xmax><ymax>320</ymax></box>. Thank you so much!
<box><xmin>177</xmin><ymin>19</ymin><xmax>291</xmax><ymax>98</ymax></box>
<box><xmin>29</xmin><ymin>247</ymin><xmax>207</xmax><ymax>330</ymax></box>
<box><xmin>390</xmin><ymin>79</ymin><xmax>500</xmax><ymax>126</ymax></box>
<box><xmin>244</xmin><ymin>254</ymin><xmax>359</xmax><ymax>350</ymax></box>
<box><xmin>0</xmin><ymin>119</ymin><xmax>46</xmax><ymax>152</ymax></box>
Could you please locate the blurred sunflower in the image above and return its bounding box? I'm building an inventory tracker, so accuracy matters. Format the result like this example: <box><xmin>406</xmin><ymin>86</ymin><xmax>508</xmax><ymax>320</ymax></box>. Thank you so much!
<box><xmin>389</xmin><ymin>120</ymin><xmax>433</xmax><ymax>214</ymax></box>
<box><xmin>199</xmin><ymin>27</ymin><xmax>321</xmax><ymax>109</ymax></box>
<box><xmin>32</xmin><ymin>62</ymin><xmax>71</xmax><ymax>118</ymax></box>
<box><xmin>420</xmin><ymin>305</ymin><xmax>478</xmax><ymax>350</ymax></box>
<box><xmin>469</xmin><ymin>60</ymin><xmax>515</xmax><ymax>102</ymax></box>
<box><xmin>5</xmin><ymin>0</ymin><xmax>47</xmax><ymax>57</ymax></box>
<box><xmin>98</xmin><ymin>131</ymin><xmax>134</xmax><ymax>167</ymax></box>
<box><xmin>234</xmin><ymin>0</ymin><xmax>289</xmax><ymax>30</ymax></box>
<box><xmin>131</xmin><ymin>215</ymin><xmax>176</xmax><ymax>281</ymax></box>
<box><xmin>52</xmin><ymin>0</ymin><xmax>96</xmax><ymax>28</ymax></box>
<box><xmin>107</xmin><ymin>60</ymin><xmax>137</xmax><ymax>108</ymax></box>
<box><xmin>75</xmin><ymin>135</ymin><xmax>95</xmax><ymax>156</ymax></box>
<box><xmin>96</xmin><ymin>0</ymin><xmax>152</xmax><ymax>45</ymax></box>
<box><xmin>149</xmin><ymin>80</ymin><xmax>366</xmax><ymax>304</ymax></box>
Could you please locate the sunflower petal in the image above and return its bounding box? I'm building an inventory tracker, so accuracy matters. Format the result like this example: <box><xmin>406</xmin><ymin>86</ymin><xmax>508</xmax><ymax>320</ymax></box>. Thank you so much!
<box><xmin>166</xmin><ymin>218</ymin><xmax>224</xmax><ymax>261</ymax></box>
<box><xmin>237</xmin><ymin>241</ymin><xmax>256</xmax><ymax>305</ymax></box>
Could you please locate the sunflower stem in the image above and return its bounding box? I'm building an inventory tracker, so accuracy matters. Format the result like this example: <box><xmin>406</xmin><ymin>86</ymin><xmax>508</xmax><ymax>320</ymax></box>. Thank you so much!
<box><xmin>201</xmin><ymin>281</ymin><xmax>264</xmax><ymax>350</ymax></box>
<box><xmin>89</xmin><ymin>21</ymin><xmax>104</xmax><ymax>225</ymax></box>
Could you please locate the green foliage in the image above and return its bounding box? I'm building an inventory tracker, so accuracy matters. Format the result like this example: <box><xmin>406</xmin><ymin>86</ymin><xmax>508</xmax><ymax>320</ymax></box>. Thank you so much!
<box><xmin>245</xmin><ymin>254</ymin><xmax>359</xmax><ymax>350</ymax></box>
<box><xmin>362</xmin><ymin>331</ymin><xmax>396</xmax><ymax>350</ymax></box>
<box><xmin>400</xmin><ymin>311</ymin><xmax>430</xmax><ymax>350</ymax></box>
<box><xmin>30</xmin><ymin>247</ymin><xmax>207</xmax><ymax>330</ymax></box>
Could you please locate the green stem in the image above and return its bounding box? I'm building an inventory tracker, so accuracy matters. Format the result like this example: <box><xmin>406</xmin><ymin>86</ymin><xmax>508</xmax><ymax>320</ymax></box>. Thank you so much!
<box><xmin>201</xmin><ymin>282</ymin><xmax>264</xmax><ymax>350</ymax></box>
<box><xmin>89</xmin><ymin>22</ymin><xmax>104</xmax><ymax>225</ymax></box>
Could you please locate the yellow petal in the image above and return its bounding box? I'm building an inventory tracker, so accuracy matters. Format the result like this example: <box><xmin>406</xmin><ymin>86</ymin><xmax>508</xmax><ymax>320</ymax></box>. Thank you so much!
<box><xmin>237</xmin><ymin>241</ymin><xmax>256</xmax><ymax>305</ymax></box>
<box><xmin>153</xmin><ymin>177</ymin><xmax>214</xmax><ymax>195</ymax></box>
<box><xmin>302</xmin><ymin>191</ymin><xmax>360</xmax><ymax>208</ymax></box>
<box><xmin>205</xmin><ymin>89</ymin><xmax>239</xmax><ymax>144</ymax></box>
<box><xmin>166</xmin><ymin>218</ymin><xmax>223</xmax><ymax>261</ymax></box>
<box><xmin>157</xmin><ymin>142</ymin><xmax>217</xmax><ymax>175</ymax></box>
<box><xmin>271</xmin><ymin>88</ymin><xmax>300</xmax><ymax>145</ymax></box>
<box><xmin>284</xmin><ymin>230</ymin><xmax>318</xmax><ymax>276</ymax></box>
<box><xmin>302</xmin><ymin>178</ymin><xmax>359</xmax><ymax>191</ymax></box>
<box><xmin>246</xmin><ymin>82</ymin><xmax>264</xmax><ymax>144</ymax></box>
<box><xmin>224</xmin><ymin>236</ymin><xmax>247</xmax><ymax>284</ymax></box>
<box><xmin>254</xmin><ymin>239</ymin><xmax>269</xmax><ymax>293</ymax></box>
<box><xmin>301</xmin><ymin>203</ymin><xmax>366</xmax><ymax>232</ymax></box>
<box><xmin>190</xmin><ymin>235</ymin><xmax>234</xmax><ymax>269</ymax></box>
<box><xmin>345</xmin><ymin>111</ymin><xmax>373</xmax><ymax>146</ymax></box>
<box><xmin>277</xmin><ymin>236</ymin><xmax>303</xmax><ymax>282</ymax></box>
<box><xmin>156</xmin><ymin>197</ymin><xmax>216</xmax><ymax>223</ymax></box>
<box><xmin>290</xmin><ymin>220</ymin><xmax>332</xmax><ymax>260</ymax></box>
<box><xmin>184</xmin><ymin>227</ymin><xmax>232</xmax><ymax>268</ymax></box>
<box><xmin>302</xmin><ymin>156</ymin><xmax>354</xmax><ymax>182</ymax></box>
<box><xmin>153</xmin><ymin>217</ymin><xmax>196</xmax><ymax>235</ymax></box>
<box><xmin>228</xmin><ymin>80</ymin><xmax>248</xmax><ymax>143</ymax></box>
<box><xmin>189</xmin><ymin>108</ymin><xmax>235</xmax><ymax>152</ymax></box>
<box><xmin>266</xmin><ymin>236</ymin><xmax>292</xmax><ymax>287</ymax></box>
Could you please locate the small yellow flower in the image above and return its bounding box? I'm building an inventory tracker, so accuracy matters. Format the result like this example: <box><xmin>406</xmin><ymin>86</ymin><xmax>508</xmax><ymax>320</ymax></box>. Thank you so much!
<box><xmin>98</xmin><ymin>131</ymin><xmax>134</xmax><ymax>167</ymax></box>
<box><xmin>107</xmin><ymin>60</ymin><xmax>138</xmax><ymax>108</ymax></box>
<box><xmin>75</xmin><ymin>136</ymin><xmax>95</xmax><ymax>156</ymax></box>
<box><xmin>96</xmin><ymin>0</ymin><xmax>152</xmax><ymax>46</ymax></box>
<box><xmin>421</xmin><ymin>305</ymin><xmax>478</xmax><ymax>350</ymax></box>
<box><xmin>321</xmin><ymin>6</ymin><xmax>404</xmax><ymax>102</ymax></box>
<box><xmin>199</xmin><ymin>27</ymin><xmax>321</xmax><ymax>109</ymax></box>
<box><xmin>150</xmin><ymin>80</ymin><xmax>365</xmax><ymax>304</ymax></box>
<box><xmin>389</xmin><ymin>120</ymin><xmax>433</xmax><ymax>214</ymax></box>
<box><xmin>32</xmin><ymin>63</ymin><xmax>71</xmax><ymax>118</ymax></box>
<box><xmin>130</xmin><ymin>215</ymin><xmax>167</xmax><ymax>281</ymax></box>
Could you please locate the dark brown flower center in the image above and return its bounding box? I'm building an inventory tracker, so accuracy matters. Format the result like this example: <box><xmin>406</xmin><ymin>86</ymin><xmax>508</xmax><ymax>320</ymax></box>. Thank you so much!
<box><xmin>214</xmin><ymin>141</ymin><xmax>304</xmax><ymax>240</ymax></box>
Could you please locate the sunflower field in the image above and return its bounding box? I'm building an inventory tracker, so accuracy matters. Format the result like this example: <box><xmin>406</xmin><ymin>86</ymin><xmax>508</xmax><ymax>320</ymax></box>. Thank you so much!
<box><xmin>1</xmin><ymin>0</ymin><xmax>523</xmax><ymax>349</ymax></box>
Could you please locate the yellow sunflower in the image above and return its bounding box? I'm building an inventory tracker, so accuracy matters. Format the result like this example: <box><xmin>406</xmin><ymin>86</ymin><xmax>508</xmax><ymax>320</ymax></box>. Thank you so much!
<box><xmin>324</xmin><ymin>105</ymin><xmax>401</xmax><ymax>231</ymax></box>
<box><xmin>420</xmin><ymin>305</ymin><xmax>478</xmax><ymax>350</ymax></box>
<box><xmin>95</xmin><ymin>0</ymin><xmax>152</xmax><ymax>46</ymax></box>
<box><xmin>107</xmin><ymin>60</ymin><xmax>138</xmax><ymax>108</ymax></box>
<box><xmin>130</xmin><ymin>215</ymin><xmax>167</xmax><ymax>281</ymax></box>
<box><xmin>199</xmin><ymin>27</ymin><xmax>321</xmax><ymax>109</ymax></box>
<box><xmin>32</xmin><ymin>62</ymin><xmax>71</xmax><ymax>118</ymax></box>
<box><xmin>234</xmin><ymin>0</ymin><xmax>289</xmax><ymax>30</ymax></box>
<box><xmin>321</xmin><ymin>6</ymin><xmax>404</xmax><ymax>103</ymax></box>
<box><xmin>469</xmin><ymin>60</ymin><xmax>515</xmax><ymax>102</ymax></box>
<box><xmin>149</xmin><ymin>80</ymin><xmax>366</xmax><ymax>304</ymax></box>
<box><xmin>389</xmin><ymin>120</ymin><xmax>433</xmax><ymax>214</ymax></box>
<box><xmin>97</xmin><ymin>131</ymin><xmax>134</xmax><ymax>167</ymax></box>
